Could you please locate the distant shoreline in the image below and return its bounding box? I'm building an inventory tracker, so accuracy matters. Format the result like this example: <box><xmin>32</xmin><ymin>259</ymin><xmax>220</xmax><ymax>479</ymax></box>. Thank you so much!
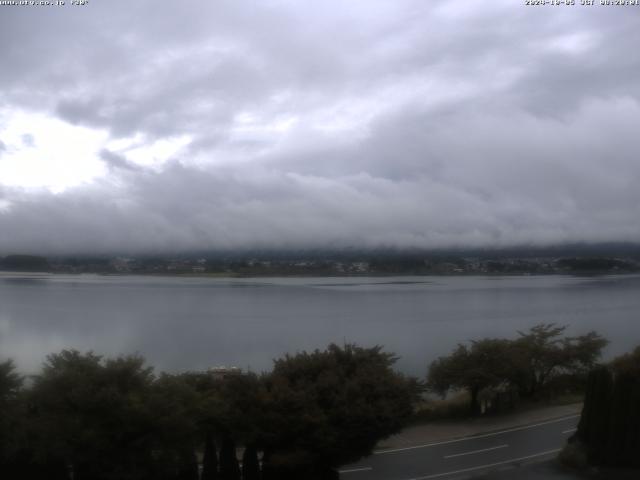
<box><xmin>2</xmin><ymin>251</ymin><xmax>640</xmax><ymax>278</ymax></box>
<box><xmin>1</xmin><ymin>270</ymin><xmax>638</xmax><ymax>279</ymax></box>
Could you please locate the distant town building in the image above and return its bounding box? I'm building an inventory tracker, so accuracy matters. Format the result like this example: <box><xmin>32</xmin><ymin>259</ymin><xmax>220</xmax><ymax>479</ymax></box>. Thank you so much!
<box><xmin>110</xmin><ymin>257</ymin><xmax>132</xmax><ymax>272</ymax></box>
<box><xmin>208</xmin><ymin>366</ymin><xmax>243</xmax><ymax>380</ymax></box>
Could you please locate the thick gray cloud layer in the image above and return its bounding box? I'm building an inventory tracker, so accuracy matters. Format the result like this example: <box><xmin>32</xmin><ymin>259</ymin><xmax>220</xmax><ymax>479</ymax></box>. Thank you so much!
<box><xmin>1</xmin><ymin>0</ymin><xmax>639</xmax><ymax>253</ymax></box>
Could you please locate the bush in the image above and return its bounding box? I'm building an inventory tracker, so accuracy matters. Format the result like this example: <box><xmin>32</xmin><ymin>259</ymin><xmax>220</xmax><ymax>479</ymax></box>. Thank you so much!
<box><xmin>411</xmin><ymin>392</ymin><xmax>470</xmax><ymax>422</ymax></box>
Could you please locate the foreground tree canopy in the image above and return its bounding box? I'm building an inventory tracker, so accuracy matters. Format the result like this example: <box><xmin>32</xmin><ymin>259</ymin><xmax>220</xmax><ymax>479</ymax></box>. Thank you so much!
<box><xmin>427</xmin><ymin>324</ymin><xmax>608</xmax><ymax>414</ymax></box>
<box><xmin>0</xmin><ymin>344</ymin><xmax>419</xmax><ymax>480</ymax></box>
<box><xmin>260</xmin><ymin>344</ymin><xmax>420</xmax><ymax>477</ymax></box>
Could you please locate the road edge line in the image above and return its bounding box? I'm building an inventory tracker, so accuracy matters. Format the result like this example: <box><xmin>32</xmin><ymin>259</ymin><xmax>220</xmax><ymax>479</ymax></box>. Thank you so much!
<box><xmin>408</xmin><ymin>448</ymin><xmax>562</xmax><ymax>480</ymax></box>
<box><xmin>375</xmin><ymin>414</ymin><xmax>579</xmax><ymax>455</ymax></box>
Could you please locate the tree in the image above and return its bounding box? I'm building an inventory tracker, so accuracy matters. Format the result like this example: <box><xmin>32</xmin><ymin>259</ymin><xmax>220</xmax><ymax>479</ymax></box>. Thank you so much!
<box><xmin>575</xmin><ymin>366</ymin><xmax>613</xmax><ymax>463</ymax></box>
<box><xmin>29</xmin><ymin>351</ymin><xmax>158</xmax><ymax>479</ymax></box>
<box><xmin>27</xmin><ymin>350</ymin><xmax>203</xmax><ymax>480</ymax></box>
<box><xmin>201</xmin><ymin>432</ymin><xmax>218</xmax><ymax>480</ymax></box>
<box><xmin>0</xmin><ymin>360</ymin><xmax>22</xmax><ymax>400</ymax></box>
<box><xmin>1</xmin><ymin>359</ymin><xmax>70</xmax><ymax>480</ymax></box>
<box><xmin>176</xmin><ymin>449</ymin><xmax>199</xmax><ymax>480</ymax></box>
<box><xmin>145</xmin><ymin>374</ymin><xmax>201</xmax><ymax>479</ymax></box>
<box><xmin>0</xmin><ymin>359</ymin><xmax>25</xmax><ymax>477</ymax></box>
<box><xmin>2</xmin><ymin>344</ymin><xmax>420</xmax><ymax>479</ymax></box>
<box><xmin>610</xmin><ymin>345</ymin><xmax>640</xmax><ymax>377</ymax></box>
<box><xmin>428</xmin><ymin>339</ymin><xmax>515</xmax><ymax>415</ymax></box>
<box><xmin>574</xmin><ymin>346</ymin><xmax>640</xmax><ymax>467</ymax></box>
<box><xmin>218</xmin><ymin>436</ymin><xmax>240</xmax><ymax>480</ymax></box>
<box><xmin>0</xmin><ymin>255</ymin><xmax>49</xmax><ymax>272</ymax></box>
<box><xmin>211</xmin><ymin>373</ymin><xmax>265</xmax><ymax>447</ymax></box>
<box><xmin>428</xmin><ymin>325</ymin><xmax>608</xmax><ymax>413</ymax></box>
<box><xmin>241</xmin><ymin>445</ymin><xmax>260</xmax><ymax>480</ymax></box>
<box><xmin>512</xmin><ymin>324</ymin><xmax>607</xmax><ymax>397</ymax></box>
<box><xmin>260</xmin><ymin>344</ymin><xmax>420</xmax><ymax>477</ymax></box>
<box><xmin>181</xmin><ymin>370</ymin><xmax>264</xmax><ymax>479</ymax></box>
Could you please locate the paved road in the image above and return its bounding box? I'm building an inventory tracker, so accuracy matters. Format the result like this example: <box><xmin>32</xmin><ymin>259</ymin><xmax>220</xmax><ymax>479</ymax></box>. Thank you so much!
<box><xmin>339</xmin><ymin>415</ymin><xmax>579</xmax><ymax>480</ymax></box>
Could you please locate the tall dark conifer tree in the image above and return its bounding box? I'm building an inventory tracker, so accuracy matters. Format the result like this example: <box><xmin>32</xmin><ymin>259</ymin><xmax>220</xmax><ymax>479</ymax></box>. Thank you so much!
<box><xmin>241</xmin><ymin>445</ymin><xmax>260</xmax><ymax>480</ymax></box>
<box><xmin>219</xmin><ymin>436</ymin><xmax>240</xmax><ymax>480</ymax></box>
<box><xmin>176</xmin><ymin>449</ymin><xmax>199</xmax><ymax>480</ymax></box>
<box><xmin>201</xmin><ymin>433</ymin><xmax>218</xmax><ymax>480</ymax></box>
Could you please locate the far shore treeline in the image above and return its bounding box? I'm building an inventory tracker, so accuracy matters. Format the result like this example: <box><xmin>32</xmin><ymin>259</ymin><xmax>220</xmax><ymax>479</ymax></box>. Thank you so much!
<box><xmin>2</xmin><ymin>244</ymin><xmax>640</xmax><ymax>276</ymax></box>
<box><xmin>0</xmin><ymin>326</ymin><xmax>637</xmax><ymax>479</ymax></box>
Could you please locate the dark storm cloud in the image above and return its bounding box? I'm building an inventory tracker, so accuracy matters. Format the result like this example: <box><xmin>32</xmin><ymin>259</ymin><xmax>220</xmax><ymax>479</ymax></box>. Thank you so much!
<box><xmin>99</xmin><ymin>149</ymin><xmax>143</xmax><ymax>172</ymax></box>
<box><xmin>0</xmin><ymin>0</ymin><xmax>639</xmax><ymax>253</ymax></box>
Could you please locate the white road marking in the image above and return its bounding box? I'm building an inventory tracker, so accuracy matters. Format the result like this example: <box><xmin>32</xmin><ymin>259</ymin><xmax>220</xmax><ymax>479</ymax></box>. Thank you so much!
<box><xmin>375</xmin><ymin>415</ymin><xmax>579</xmax><ymax>455</ymax></box>
<box><xmin>407</xmin><ymin>448</ymin><xmax>562</xmax><ymax>480</ymax></box>
<box><xmin>562</xmin><ymin>428</ymin><xmax>577</xmax><ymax>434</ymax></box>
<box><xmin>443</xmin><ymin>444</ymin><xmax>508</xmax><ymax>459</ymax></box>
<box><xmin>339</xmin><ymin>466</ymin><xmax>373</xmax><ymax>474</ymax></box>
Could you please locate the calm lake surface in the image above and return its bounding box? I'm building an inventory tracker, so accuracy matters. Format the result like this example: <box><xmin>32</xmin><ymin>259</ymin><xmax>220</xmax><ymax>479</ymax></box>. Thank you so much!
<box><xmin>1</xmin><ymin>273</ymin><xmax>639</xmax><ymax>376</ymax></box>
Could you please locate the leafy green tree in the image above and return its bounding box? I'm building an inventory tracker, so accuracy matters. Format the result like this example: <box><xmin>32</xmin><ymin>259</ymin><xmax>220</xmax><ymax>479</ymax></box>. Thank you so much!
<box><xmin>181</xmin><ymin>371</ymin><xmax>264</xmax><ymax>479</ymax></box>
<box><xmin>27</xmin><ymin>350</ymin><xmax>203</xmax><ymax>480</ymax></box>
<box><xmin>260</xmin><ymin>344</ymin><xmax>419</xmax><ymax>477</ymax></box>
<box><xmin>429</xmin><ymin>325</ymin><xmax>608</xmax><ymax>412</ymax></box>
<box><xmin>1</xmin><ymin>363</ymin><xmax>70</xmax><ymax>479</ymax></box>
<box><xmin>145</xmin><ymin>374</ymin><xmax>201</xmax><ymax>480</ymax></box>
<box><xmin>0</xmin><ymin>358</ymin><xmax>70</xmax><ymax>480</ymax></box>
<box><xmin>1</xmin><ymin>359</ymin><xmax>25</xmax><ymax>477</ymax></box>
<box><xmin>428</xmin><ymin>339</ymin><xmax>515</xmax><ymax>415</ymax></box>
<box><xmin>512</xmin><ymin>324</ymin><xmax>607</xmax><ymax>397</ymax></box>
<box><xmin>0</xmin><ymin>360</ymin><xmax>22</xmax><ymax>400</ymax></box>
<box><xmin>214</xmin><ymin>374</ymin><xmax>265</xmax><ymax>446</ymax></box>
<box><xmin>610</xmin><ymin>345</ymin><xmax>640</xmax><ymax>376</ymax></box>
<box><xmin>3</xmin><ymin>344</ymin><xmax>420</xmax><ymax>479</ymax></box>
<box><xmin>29</xmin><ymin>351</ymin><xmax>158</xmax><ymax>479</ymax></box>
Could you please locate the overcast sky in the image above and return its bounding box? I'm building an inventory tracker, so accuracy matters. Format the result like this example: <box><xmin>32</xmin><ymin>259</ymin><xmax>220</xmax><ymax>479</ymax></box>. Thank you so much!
<box><xmin>0</xmin><ymin>0</ymin><xmax>639</xmax><ymax>254</ymax></box>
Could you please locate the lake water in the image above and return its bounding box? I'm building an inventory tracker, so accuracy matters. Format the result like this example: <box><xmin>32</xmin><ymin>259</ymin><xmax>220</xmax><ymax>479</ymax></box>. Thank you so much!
<box><xmin>1</xmin><ymin>273</ymin><xmax>639</xmax><ymax>376</ymax></box>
